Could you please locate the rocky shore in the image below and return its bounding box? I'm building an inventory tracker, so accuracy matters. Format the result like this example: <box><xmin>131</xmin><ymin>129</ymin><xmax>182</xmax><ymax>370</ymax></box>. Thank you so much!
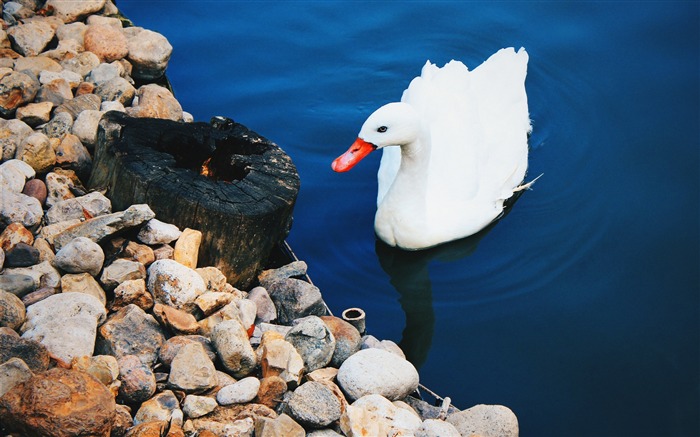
<box><xmin>0</xmin><ymin>1</ymin><xmax>519</xmax><ymax>436</ymax></box>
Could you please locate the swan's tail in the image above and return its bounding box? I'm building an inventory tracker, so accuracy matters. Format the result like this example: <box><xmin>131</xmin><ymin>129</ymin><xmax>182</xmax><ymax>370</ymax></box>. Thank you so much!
<box><xmin>513</xmin><ymin>173</ymin><xmax>543</xmax><ymax>192</ymax></box>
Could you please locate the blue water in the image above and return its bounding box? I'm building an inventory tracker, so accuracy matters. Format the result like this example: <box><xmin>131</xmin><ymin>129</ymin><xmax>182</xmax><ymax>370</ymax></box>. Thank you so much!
<box><xmin>119</xmin><ymin>2</ymin><xmax>699</xmax><ymax>435</ymax></box>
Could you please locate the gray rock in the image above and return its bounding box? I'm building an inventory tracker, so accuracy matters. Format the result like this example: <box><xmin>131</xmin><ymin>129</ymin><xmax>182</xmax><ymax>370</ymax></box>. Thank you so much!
<box><xmin>416</xmin><ymin>419</ymin><xmax>461</xmax><ymax>437</ymax></box>
<box><xmin>46</xmin><ymin>191</ymin><xmax>112</xmax><ymax>225</ymax></box>
<box><xmin>211</xmin><ymin>319</ymin><xmax>257</xmax><ymax>378</ymax></box>
<box><xmin>54</xmin><ymin>92</ymin><xmax>101</xmax><ymax>119</ymax></box>
<box><xmin>97</xmin><ymin>304</ymin><xmax>165</xmax><ymax>366</ymax></box>
<box><xmin>6</xmin><ymin>20</ymin><xmax>55</xmax><ymax>56</ymax></box>
<box><xmin>125</xmin><ymin>28</ymin><xmax>172</xmax><ymax>81</ymax></box>
<box><xmin>0</xmin><ymin>273</ymin><xmax>35</xmax><ymax>297</ymax></box>
<box><xmin>0</xmin><ymin>121</ymin><xmax>33</xmax><ymax>162</ymax></box>
<box><xmin>0</xmin><ymin>332</ymin><xmax>50</xmax><ymax>372</ymax></box>
<box><xmin>258</xmin><ymin>261</ymin><xmax>308</xmax><ymax>287</ymax></box>
<box><xmin>268</xmin><ymin>278</ymin><xmax>327</xmax><ymax>325</ymax></box>
<box><xmin>53</xmin><ymin>203</ymin><xmax>155</xmax><ymax>250</ymax></box>
<box><xmin>254</xmin><ymin>413</ymin><xmax>305</xmax><ymax>437</ymax></box>
<box><xmin>286</xmin><ymin>381</ymin><xmax>342</xmax><ymax>428</ymax></box>
<box><xmin>137</xmin><ymin>218</ymin><xmax>181</xmax><ymax>245</ymax></box>
<box><xmin>182</xmin><ymin>395</ymin><xmax>218</xmax><ymax>419</ymax></box>
<box><xmin>446</xmin><ymin>404</ymin><xmax>519</xmax><ymax>437</ymax></box>
<box><xmin>43</xmin><ymin>111</ymin><xmax>74</xmax><ymax>139</ymax></box>
<box><xmin>54</xmin><ymin>236</ymin><xmax>105</xmax><ymax>276</ymax></box>
<box><xmin>216</xmin><ymin>376</ymin><xmax>261</xmax><ymax>405</ymax></box>
<box><xmin>4</xmin><ymin>261</ymin><xmax>61</xmax><ymax>289</ymax></box>
<box><xmin>85</xmin><ymin>62</ymin><xmax>121</xmax><ymax>85</ymax></box>
<box><xmin>285</xmin><ymin>316</ymin><xmax>335</xmax><ymax>372</ymax></box>
<box><xmin>0</xmin><ymin>289</ymin><xmax>25</xmax><ymax>330</ymax></box>
<box><xmin>117</xmin><ymin>354</ymin><xmax>156</xmax><ymax>404</ymax></box>
<box><xmin>0</xmin><ymin>357</ymin><xmax>33</xmax><ymax>398</ymax></box>
<box><xmin>100</xmin><ymin>258</ymin><xmax>146</xmax><ymax>291</ymax></box>
<box><xmin>0</xmin><ymin>191</ymin><xmax>43</xmax><ymax>229</ymax></box>
<box><xmin>361</xmin><ymin>335</ymin><xmax>406</xmax><ymax>359</ymax></box>
<box><xmin>21</xmin><ymin>292</ymin><xmax>107</xmax><ymax>366</ymax></box>
<box><xmin>307</xmin><ymin>430</ymin><xmax>343</xmax><ymax>437</ymax></box>
<box><xmin>337</xmin><ymin>348</ymin><xmax>419</xmax><ymax>401</ymax></box>
<box><xmin>248</xmin><ymin>286</ymin><xmax>276</xmax><ymax>323</ymax></box>
<box><xmin>147</xmin><ymin>259</ymin><xmax>206</xmax><ymax>311</ymax></box>
<box><xmin>168</xmin><ymin>342</ymin><xmax>218</xmax><ymax>393</ymax></box>
<box><xmin>3</xmin><ymin>242</ymin><xmax>40</xmax><ymax>267</ymax></box>
<box><xmin>95</xmin><ymin>76</ymin><xmax>135</xmax><ymax>106</ymax></box>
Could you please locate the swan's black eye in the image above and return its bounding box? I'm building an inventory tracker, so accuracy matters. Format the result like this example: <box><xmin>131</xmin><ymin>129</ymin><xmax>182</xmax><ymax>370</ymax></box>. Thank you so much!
<box><xmin>377</xmin><ymin>126</ymin><xmax>388</xmax><ymax>133</ymax></box>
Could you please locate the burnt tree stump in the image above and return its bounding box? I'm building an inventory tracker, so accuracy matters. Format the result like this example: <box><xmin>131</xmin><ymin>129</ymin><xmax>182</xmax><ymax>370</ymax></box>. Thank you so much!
<box><xmin>88</xmin><ymin>111</ymin><xmax>300</xmax><ymax>288</ymax></box>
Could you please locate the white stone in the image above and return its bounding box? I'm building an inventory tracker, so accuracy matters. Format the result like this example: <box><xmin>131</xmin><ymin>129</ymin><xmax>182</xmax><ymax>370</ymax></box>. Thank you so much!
<box><xmin>416</xmin><ymin>419</ymin><xmax>461</xmax><ymax>437</ymax></box>
<box><xmin>4</xmin><ymin>261</ymin><xmax>61</xmax><ymax>289</ymax></box>
<box><xmin>210</xmin><ymin>319</ymin><xmax>257</xmax><ymax>378</ymax></box>
<box><xmin>39</xmin><ymin>70</ymin><xmax>83</xmax><ymax>88</ymax></box>
<box><xmin>216</xmin><ymin>376</ymin><xmax>260</xmax><ymax>405</ymax></box>
<box><xmin>21</xmin><ymin>292</ymin><xmax>106</xmax><ymax>366</ymax></box>
<box><xmin>71</xmin><ymin>109</ymin><xmax>104</xmax><ymax>147</ymax></box>
<box><xmin>337</xmin><ymin>348</ymin><xmax>419</xmax><ymax>401</ymax></box>
<box><xmin>137</xmin><ymin>218</ymin><xmax>181</xmax><ymax>245</ymax></box>
<box><xmin>446</xmin><ymin>404</ymin><xmax>519</xmax><ymax>437</ymax></box>
<box><xmin>0</xmin><ymin>190</ymin><xmax>42</xmax><ymax>230</ymax></box>
<box><xmin>0</xmin><ymin>159</ymin><xmax>35</xmax><ymax>193</ymax></box>
<box><xmin>147</xmin><ymin>259</ymin><xmax>206</xmax><ymax>310</ymax></box>
<box><xmin>182</xmin><ymin>395</ymin><xmax>218</xmax><ymax>419</ymax></box>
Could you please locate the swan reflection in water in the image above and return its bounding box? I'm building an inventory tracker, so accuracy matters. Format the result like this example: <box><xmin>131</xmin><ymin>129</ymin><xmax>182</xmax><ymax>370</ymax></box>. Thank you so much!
<box><xmin>374</xmin><ymin>193</ymin><xmax>524</xmax><ymax>369</ymax></box>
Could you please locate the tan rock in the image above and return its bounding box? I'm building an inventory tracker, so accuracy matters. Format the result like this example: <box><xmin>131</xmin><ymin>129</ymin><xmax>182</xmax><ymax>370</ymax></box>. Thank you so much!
<box><xmin>167</xmin><ymin>342</ymin><xmax>218</xmax><ymax>393</ymax></box>
<box><xmin>111</xmin><ymin>278</ymin><xmax>153</xmax><ymax>312</ymax></box>
<box><xmin>255</xmin><ymin>413</ymin><xmax>305</xmax><ymax>437</ymax></box>
<box><xmin>153</xmin><ymin>303</ymin><xmax>200</xmax><ymax>335</ymax></box>
<box><xmin>84</xmin><ymin>24</ymin><xmax>128</xmax><ymax>62</ymax></box>
<box><xmin>174</xmin><ymin>227</ymin><xmax>202</xmax><ymax>269</ymax></box>
<box><xmin>260</xmin><ymin>337</ymin><xmax>304</xmax><ymax>387</ymax></box>
<box><xmin>61</xmin><ymin>272</ymin><xmax>107</xmax><ymax>306</ymax></box>
<box><xmin>127</xmin><ymin>83</ymin><xmax>183</xmax><ymax>121</ymax></box>
<box><xmin>15</xmin><ymin>101</ymin><xmax>53</xmax><ymax>127</ymax></box>
<box><xmin>71</xmin><ymin>354</ymin><xmax>119</xmax><ymax>387</ymax></box>
<box><xmin>16</xmin><ymin>132</ymin><xmax>56</xmax><ymax>174</ymax></box>
<box><xmin>121</xmin><ymin>240</ymin><xmax>155</xmax><ymax>266</ymax></box>
<box><xmin>195</xmin><ymin>291</ymin><xmax>237</xmax><ymax>317</ymax></box>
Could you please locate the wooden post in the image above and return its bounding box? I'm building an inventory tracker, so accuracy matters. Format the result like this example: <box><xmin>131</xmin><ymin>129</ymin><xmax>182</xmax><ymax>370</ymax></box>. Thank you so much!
<box><xmin>88</xmin><ymin>111</ymin><xmax>300</xmax><ymax>289</ymax></box>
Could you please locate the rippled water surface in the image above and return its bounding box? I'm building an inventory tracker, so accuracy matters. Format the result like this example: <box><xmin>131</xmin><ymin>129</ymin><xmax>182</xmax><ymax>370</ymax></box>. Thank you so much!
<box><xmin>119</xmin><ymin>2</ymin><xmax>699</xmax><ymax>435</ymax></box>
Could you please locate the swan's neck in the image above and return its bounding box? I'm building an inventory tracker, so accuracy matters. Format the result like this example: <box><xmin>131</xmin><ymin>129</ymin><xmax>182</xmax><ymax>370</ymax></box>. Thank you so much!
<box><xmin>397</xmin><ymin>130</ymin><xmax>431</xmax><ymax>186</ymax></box>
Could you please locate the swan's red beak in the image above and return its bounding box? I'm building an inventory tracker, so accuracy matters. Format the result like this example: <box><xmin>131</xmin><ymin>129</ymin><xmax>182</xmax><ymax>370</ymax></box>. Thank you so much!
<box><xmin>332</xmin><ymin>138</ymin><xmax>376</xmax><ymax>172</ymax></box>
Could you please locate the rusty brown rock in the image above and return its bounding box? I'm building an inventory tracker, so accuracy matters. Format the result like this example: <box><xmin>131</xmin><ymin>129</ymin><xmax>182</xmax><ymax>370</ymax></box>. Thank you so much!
<box><xmin>255</xmin><ymin>375</ymin><xmax>288</xmax><ymax>409</ymax></box>
<box><xmin>0</xmin><ymin>368</ymin><xmax>116</xmax><ymax>437</ymax></box>
<box><xmin>55</xmin><ymin>133</ymin><xmax>92</xmax><ymax>181</ymax></box>
<box><xmin>126</xmin><ymin>83</ymin><xmax>183</xmax><ymax>121</ymax></box>
<box><xmin>124</xmin><ymin>421</ymin><xmax>168</xmax><ymax>437</ymax></box>
<box><xmin>110</xmin><ymin>278</ymin><xmax>153</xmax><ymax>312</ymax></box>
<box><xmin>112</xmin><ymin>404</ymin><xmax>134</xmax><ymax>437</ymax></box>
<box><xmin>0</xmin><ymin>222</ymin><xmax>34</xmax><ymax>251</ymax></box>
<box><xmin>321</xmin><ymin>315</ymin><xmax>362</xmax><ymax>367</ymax></box>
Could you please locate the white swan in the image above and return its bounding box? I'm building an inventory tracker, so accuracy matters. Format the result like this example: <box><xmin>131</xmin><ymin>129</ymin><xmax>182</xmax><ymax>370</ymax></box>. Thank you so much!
<box><xmin>332</xmin><ymin>47</ymin><xmax>532</xmax><ymax>250</ymax></box>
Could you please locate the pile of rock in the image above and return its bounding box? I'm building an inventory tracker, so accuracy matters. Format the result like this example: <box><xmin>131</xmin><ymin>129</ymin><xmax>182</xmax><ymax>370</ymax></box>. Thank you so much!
<box><xmin>0</xmin><ymin>1</ymin><xmax>519</xmax><ymax>436</ymax></box>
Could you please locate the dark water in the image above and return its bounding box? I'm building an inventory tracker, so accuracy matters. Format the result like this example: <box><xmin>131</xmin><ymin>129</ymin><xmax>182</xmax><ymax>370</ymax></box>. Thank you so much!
<box><xmin>119</xmin><ymin>2</ymin><xmax>699</xmax><ymax>435</ymax></box>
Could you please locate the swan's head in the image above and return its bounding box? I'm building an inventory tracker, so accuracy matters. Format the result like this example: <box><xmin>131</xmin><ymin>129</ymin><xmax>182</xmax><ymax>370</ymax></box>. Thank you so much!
<box><xmin>332</xmin><ymin>102</ymin><xmax>421</xmax><ymax>172</ymax></box>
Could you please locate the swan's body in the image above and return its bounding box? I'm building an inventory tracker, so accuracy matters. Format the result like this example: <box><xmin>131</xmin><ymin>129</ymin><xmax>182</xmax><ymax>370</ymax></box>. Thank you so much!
<box><xmin>332</xmin><ymin>47</ymin><xmax>531</xmax><ymax>250</ymax></box>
